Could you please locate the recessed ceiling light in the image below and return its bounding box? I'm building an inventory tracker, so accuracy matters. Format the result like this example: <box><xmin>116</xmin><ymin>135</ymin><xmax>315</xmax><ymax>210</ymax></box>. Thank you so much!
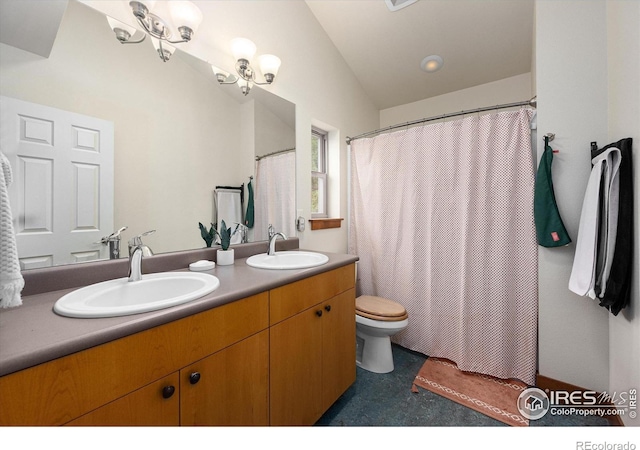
<box><xmin>420</xmin><ymin>55</ymin><xmax>443</xmax><ymax>73</ymax></box>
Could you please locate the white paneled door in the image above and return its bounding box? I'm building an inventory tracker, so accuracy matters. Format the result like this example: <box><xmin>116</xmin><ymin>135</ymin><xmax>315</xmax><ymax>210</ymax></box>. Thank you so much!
<box><xmin>1</xmin><ymin>96</ymin><xmax>114</xmax><ymax>268</ymax></box>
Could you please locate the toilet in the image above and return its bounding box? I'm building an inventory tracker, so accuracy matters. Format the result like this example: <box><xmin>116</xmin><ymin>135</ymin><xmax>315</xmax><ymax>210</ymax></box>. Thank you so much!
<box><xmin>355</xmin><ymin>295</ymin><xmax>409</xmax><ymax>374</ymax></box>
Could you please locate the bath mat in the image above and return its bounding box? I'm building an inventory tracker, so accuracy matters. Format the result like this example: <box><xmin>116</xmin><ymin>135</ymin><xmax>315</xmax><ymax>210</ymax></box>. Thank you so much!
<box><xmin>412</xmin><ymin>357</ymin><xmax>529</xmax><ymax>426</ymax></box>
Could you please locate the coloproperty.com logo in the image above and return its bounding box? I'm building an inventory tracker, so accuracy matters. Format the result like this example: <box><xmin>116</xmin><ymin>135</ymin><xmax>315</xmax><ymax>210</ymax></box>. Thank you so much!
<box><xmin>516</xmin><ymin>386</ymin><xmax>637</xmax><ymax>420</ymax></box>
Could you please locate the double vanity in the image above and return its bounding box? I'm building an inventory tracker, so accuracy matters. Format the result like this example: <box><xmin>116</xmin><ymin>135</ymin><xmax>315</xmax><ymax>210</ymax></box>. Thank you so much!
<box><xmin>0</xmin><ymin>239</ymin><xmax>358</xmax><ymax>426</ymax></box>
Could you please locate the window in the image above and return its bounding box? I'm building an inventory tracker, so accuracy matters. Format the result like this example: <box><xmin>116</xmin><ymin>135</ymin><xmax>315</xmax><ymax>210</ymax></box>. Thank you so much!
<box><xmin>311</xmin><ymin>127</ymin><xmax>328</xmax><ymax>218</ymax></box>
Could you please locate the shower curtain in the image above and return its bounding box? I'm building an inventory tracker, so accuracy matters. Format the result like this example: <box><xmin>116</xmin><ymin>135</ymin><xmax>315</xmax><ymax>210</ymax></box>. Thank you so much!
<box><xmin>349</xmin><ymin>109</ymin><xmax>538</xmax><ymax>385</ymax></box>
<box><xmin>254</xmin><ymin>151</ymin><xmax>296</xmax><ymax>241</ymax></box>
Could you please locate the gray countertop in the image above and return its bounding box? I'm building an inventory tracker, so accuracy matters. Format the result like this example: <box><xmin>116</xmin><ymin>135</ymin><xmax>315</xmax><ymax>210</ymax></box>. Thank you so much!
<box><xmin>0</xmin><ymin>250</ymin><xmax>358</xmax><ymax>377</ymax></box>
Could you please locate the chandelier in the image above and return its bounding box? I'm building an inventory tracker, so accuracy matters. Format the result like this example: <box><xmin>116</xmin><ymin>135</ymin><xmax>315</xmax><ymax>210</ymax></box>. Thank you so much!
<box><xmin>106</xmin><ymin>1</ymin><xmax>204</xmax><ymax>62</ymax></box>
<box><xmin>211</xmin><ymin>38</ymin><xmax>281</xmax><ymax>96</ymax></box>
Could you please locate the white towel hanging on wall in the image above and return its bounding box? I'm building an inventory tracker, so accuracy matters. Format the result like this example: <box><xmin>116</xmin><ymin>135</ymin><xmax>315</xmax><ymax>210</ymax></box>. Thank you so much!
<box><xmin>568</xmin><ymin>147</ymin><xmax>621</xmax><ymax>299</ymax></box>
<box><xmin>215</xmin><ymin>188</ymin><xmax>243</xmax><ymax>244</ymax></box>
<box><xmin>0</xmin><ymin>151</ymin><xmax>24</xmax><ymax>308</ymax></box>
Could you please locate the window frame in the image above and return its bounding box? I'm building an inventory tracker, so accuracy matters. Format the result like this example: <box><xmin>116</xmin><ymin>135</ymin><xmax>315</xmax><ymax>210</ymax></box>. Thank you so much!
<box><xmin>311</xmin><ymin>127</ymin><xmax>328</xmax><ymax>218</ymax></box>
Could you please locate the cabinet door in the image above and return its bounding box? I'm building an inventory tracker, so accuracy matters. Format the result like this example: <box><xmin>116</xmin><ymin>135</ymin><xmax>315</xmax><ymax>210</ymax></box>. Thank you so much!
<box><xmin>322</xmin><ymin>288</ymin><xmax>356</xmax><ymax>412</ymax></box>
<box><xmin>65</xmin><ymin>373</ymin><xmax>179</xmax><ymax>426</ymax></box>
<box><xmin>270</xmin><ymin>306</ymin><xmax>324</xmax><ymax>425</ymax></box>
<box><xmin>180</xmin><ymin>330</ymin><xmax>269</xmax><ymax>426</ymax></box>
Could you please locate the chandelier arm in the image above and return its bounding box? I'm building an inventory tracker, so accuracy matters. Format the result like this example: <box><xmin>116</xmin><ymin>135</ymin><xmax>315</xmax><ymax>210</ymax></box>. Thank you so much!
<box><xmin>252</xmin><ymin>80</ymin><xmax>274</xmax><ymax>86</ymax></box>
<box><xmin>165</xmin><ymin>37</ymin><xmax>190</xmax><ymax>45</ymax></box>
<box><xmin>134</xmin><ymin>16</ymin><xmax>154</xmax><ymax>36</ymax></box>
<box><xmin>119</xmin><ymin>34</ymin><xmax>146</xmax><ymax>45</ymax></box>
<box><xmin>158</xmin><ymin>40</ymin><xmax>168</xmax><ymax>62</ymax></box>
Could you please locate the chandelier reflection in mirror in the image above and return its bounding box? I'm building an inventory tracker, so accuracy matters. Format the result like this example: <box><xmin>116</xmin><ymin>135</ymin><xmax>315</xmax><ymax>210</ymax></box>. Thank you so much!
<box><xmin>211</xmin><ymin>38</ymin><xmax>282</xmax><ymax>96</ymax></box>
<box><xmin>106</xmin><ymin>0</ymin><xmax>203</xmax><ymax>62</ymax></box>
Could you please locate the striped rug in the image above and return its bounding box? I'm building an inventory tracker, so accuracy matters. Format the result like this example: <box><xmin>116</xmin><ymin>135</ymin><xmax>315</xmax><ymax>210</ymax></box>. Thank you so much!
<box><xmin>412</xmin><ymin>357</ymin><xmax>529</xmax><ymax>427</ymax></box>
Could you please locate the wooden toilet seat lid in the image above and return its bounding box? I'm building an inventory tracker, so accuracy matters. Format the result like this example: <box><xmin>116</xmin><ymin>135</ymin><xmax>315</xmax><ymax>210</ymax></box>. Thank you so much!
<box><xmin>356</xmin><ymin>296</ymin><xmax>408</xmax><ymax>321</ymax></box>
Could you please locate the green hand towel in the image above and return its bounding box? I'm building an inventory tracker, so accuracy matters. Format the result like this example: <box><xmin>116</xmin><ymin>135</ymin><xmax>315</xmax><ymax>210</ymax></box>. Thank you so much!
<box><xmin>244</xmin><ymin>179</ymin><xmax>255</xmax><ymax>228</ymax></box>
<box><xmin>534</xmin><ymin>138</ymin><xmax>571</xmax><ymax>247</ymax></box>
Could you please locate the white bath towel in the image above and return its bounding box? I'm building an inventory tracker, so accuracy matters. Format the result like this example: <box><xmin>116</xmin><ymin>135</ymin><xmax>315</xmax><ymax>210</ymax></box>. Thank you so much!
<box><xmin>0</xmin><ymin>151</ymin><xmax>24</xmax><ymax>308</ymax></box>
<box><xmin>568</xmin><ymin>147</ymin><xmax>621</xmax><ymax>298</ymax></box>
<box><xmin>594</xmin><ymin>148</ymin><xmax>621</xmax><ymax>298</ymax></box>
<box><xmin>215</xmin><ymin>189</ymin><xmax>243</xmax><ymax>244</ymax></box>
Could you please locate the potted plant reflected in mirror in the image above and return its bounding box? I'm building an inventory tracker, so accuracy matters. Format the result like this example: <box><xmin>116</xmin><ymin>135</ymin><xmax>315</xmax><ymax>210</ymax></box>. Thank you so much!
<box><xmin>198</xmin><ymin>220</ymin><xmax>235</xmax><ymax>265</ymax></box>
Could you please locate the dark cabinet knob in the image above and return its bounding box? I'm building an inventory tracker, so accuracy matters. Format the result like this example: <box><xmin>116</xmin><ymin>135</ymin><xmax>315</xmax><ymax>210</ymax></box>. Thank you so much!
<box><xmin>316</xmin><ymin>310</ymin><xmax>323</xmax><ymax>317</ymax></box>
<box><xmin>162</xmin><ymin>385</ymin><xmax>175</xmax><ymax>399</ymax></box>
<box><xmin>189</xmin><ymin>371</ymin><xmax>201</xmax><ymax>385</ymax></box>
<box><xmin>325</xmin><ymin>305</ymin><xmax>332</xmax><ymax>312</ymax></box>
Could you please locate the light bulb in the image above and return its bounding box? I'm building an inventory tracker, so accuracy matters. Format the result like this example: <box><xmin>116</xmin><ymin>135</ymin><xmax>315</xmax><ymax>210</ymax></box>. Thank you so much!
<box><xmin>139</xmin><ymin>0</ymin><xmax>157</xmax><ymax>9</ymax></box>
<box><xmin>258</xmin><ymin>54</ymin><xmax>281</xmax><ymax>81</ymax></box>
<box><xmin>106</xmin><ymin>16</ymin><xmax>137</xmax><ymax>42</ymax></box>
<box><xmin>420</xmin><ymin>55</ymin><xmax>444</xmax><ymax>73</ymax></box>
<box><xmin>151</xmin><ymin>37</ymin><xmax>175</xmax><ymax>61</ymax></box>
<box><xmin>129</xmin><ymin>0</ymin><xmax>156</xmax><ymax>18</ymax></box>
<box><xmin>168</xmin><ymin>1</ymin><xmax>203</xmax><ymax>33</ymax></box>
<box><xmin>211</xmin><ymin>65</ymin><xmax>233</xmax><ymax>83</ymax></box>
<box><xmin>231</xmin><ymin>38</ymin><xmax>257</xmax><ymax>62</ymax></box>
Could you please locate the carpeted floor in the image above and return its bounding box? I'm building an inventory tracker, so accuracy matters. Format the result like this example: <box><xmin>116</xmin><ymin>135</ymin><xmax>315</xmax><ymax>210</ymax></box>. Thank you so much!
<box><xmin>316</xmin><ymin>344</ymin><xmax>611</xmax><ymax>427</ymax></box>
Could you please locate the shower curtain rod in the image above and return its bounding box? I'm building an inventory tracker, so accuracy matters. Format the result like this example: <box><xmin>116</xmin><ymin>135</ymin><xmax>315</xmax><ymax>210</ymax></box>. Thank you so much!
<box><xmin>255</xmin><ymin>147</ymin><xmax>296</xmax><ymax>161</ymax></box>
<box><xmin>346</xmin><ymin>97</ymin><xmax>537</xmax><ymax>145</ymax></box>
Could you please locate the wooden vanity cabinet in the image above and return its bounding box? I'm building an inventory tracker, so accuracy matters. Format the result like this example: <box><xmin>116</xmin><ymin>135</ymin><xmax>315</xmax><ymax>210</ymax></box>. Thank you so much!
<box><xmin>269</xmin><ymin>264</ymin><xmax>356</xmax><ymax>426</ymax></box>
<box><xmin>0</xmin><ymin>263</ymin><xmax>356</xmax><ymax>427</ymax></box>
<box><xmin>0</xmin><ymin>292</ymin><xmax>269</xmax><ymax>426</ymax></box>
<box><xmin>68</xmin><ymin>331</ymin><xmax>271</xmax><ymax>427</ymax></box>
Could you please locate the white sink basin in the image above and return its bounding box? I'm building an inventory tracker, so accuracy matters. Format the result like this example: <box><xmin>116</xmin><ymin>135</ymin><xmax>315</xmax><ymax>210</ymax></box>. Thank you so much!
<box><xmin>53</xmin><ymin>272</ymin><xmax>220</xmax><ymax>318</ymax></box>
<box><xmin>246</xmin><ymin>251</ymin><xmax>329</xmax><ymax>270</ymax></box>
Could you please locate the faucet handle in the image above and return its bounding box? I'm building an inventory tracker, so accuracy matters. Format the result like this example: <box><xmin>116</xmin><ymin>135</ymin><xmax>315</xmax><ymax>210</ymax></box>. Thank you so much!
<box><xmin>96</xmin><ymin>226</ymin><xmax>128</xmax><ymax>245</ymax></box>
<box><xmin>129</xmin><ymin>229</ymin><xmax>156</xmax><ymax>246</ymax></box>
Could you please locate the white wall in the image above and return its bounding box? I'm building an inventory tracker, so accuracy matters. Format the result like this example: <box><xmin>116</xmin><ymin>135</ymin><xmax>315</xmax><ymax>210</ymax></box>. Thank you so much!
<box><xmin>263</xmin><ymin>3</ymin><xmax>379</xmax><ymax>253</ymax></box>
<box><xmin>535</xmin><ymin>0</ymin><xmax>610</xmax><ymax>393</ymax></box>
<box><xmin>380</xmin><ymin>73</ymin><xmax>533</xmax><ymax>127</ymax></box>
<box><xmin>607</xmin><ymin>0</ymin><xmax>640</xmax><ymax>427</ymax></box>
<box><xmin>254</xmin><ymin>101</ymin><xmax>295</xmax><ymax>158</ymax></box>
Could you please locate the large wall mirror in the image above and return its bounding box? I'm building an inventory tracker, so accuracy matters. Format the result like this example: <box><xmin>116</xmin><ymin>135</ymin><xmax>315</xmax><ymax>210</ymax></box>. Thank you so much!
<box><xmin>0</xmin><ymin>0</ymin><xmax>296</xmax><ymax>269</ymax></box>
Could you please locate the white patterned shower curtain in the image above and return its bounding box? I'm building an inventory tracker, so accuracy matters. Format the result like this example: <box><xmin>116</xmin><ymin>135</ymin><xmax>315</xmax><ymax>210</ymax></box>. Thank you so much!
<box><xmin>254</xmin><ymin>151</ymin><xmax>296</xmax><ymax>241</ymax></box>
<box><xmin>349</xmin><ymin>109</ymin><xmax>538</xmax><ymax>385</ymax></box>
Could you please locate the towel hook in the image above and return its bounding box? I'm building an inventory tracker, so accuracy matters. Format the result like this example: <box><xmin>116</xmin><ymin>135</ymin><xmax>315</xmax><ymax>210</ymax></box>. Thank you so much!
<box><xmin>544</xmin><ymin>133</ymin><xmax>555</xmax><ymax>142</ymax></box>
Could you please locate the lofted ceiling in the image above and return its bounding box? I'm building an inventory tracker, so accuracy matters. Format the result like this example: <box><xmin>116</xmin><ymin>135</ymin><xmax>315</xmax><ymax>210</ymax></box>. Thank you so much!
<box><xmin>0</xmin><ymin>0</ymin><xmax>535</xmax><ymax>112</ymax></box>
<box><xmin>305</xmin><ymin>0</ymin><xmax>535</xmax><ymax>110</ymax></box>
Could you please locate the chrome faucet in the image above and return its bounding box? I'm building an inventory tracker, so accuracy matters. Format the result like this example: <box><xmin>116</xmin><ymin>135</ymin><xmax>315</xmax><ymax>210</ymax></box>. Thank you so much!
<box><xmin>268</xmin><ymin>224</ymin><xmax>275</xmax><ymax>240</ymax></box>
<box><xmin>128</xmin><ymin>230</ymin><xmax>155</xmax><ymax>282</ymax></box>
<box><xmin>97</xmin><ymin>226</ymin><xmax>128</xmax><ymax>260</ymax></box>
<box><xmin>268</xmin><ymin>232</ymin><xmax>287</xmax><ymax>256</ymax></box>
<box><xmin>232</xmin><ymin>222</ymin><xmax>249</xmax><ymax>244</ymax></box>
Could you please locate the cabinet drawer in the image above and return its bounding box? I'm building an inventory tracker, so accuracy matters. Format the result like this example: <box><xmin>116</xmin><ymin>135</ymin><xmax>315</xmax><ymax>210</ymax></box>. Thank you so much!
<box><xmin>175</xmin><ymin>292</ymin><xmax>269</xmax><ymax>365</ymax></box>
<box><xmin>0</xmin><ymin>292</ymin><xmax>268</xmax><ymax>426</ymax></box>
<box><xmin>269</xmin><ymin>264</ymin><xmax>355</xmax><ymax>324</ymax></box>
